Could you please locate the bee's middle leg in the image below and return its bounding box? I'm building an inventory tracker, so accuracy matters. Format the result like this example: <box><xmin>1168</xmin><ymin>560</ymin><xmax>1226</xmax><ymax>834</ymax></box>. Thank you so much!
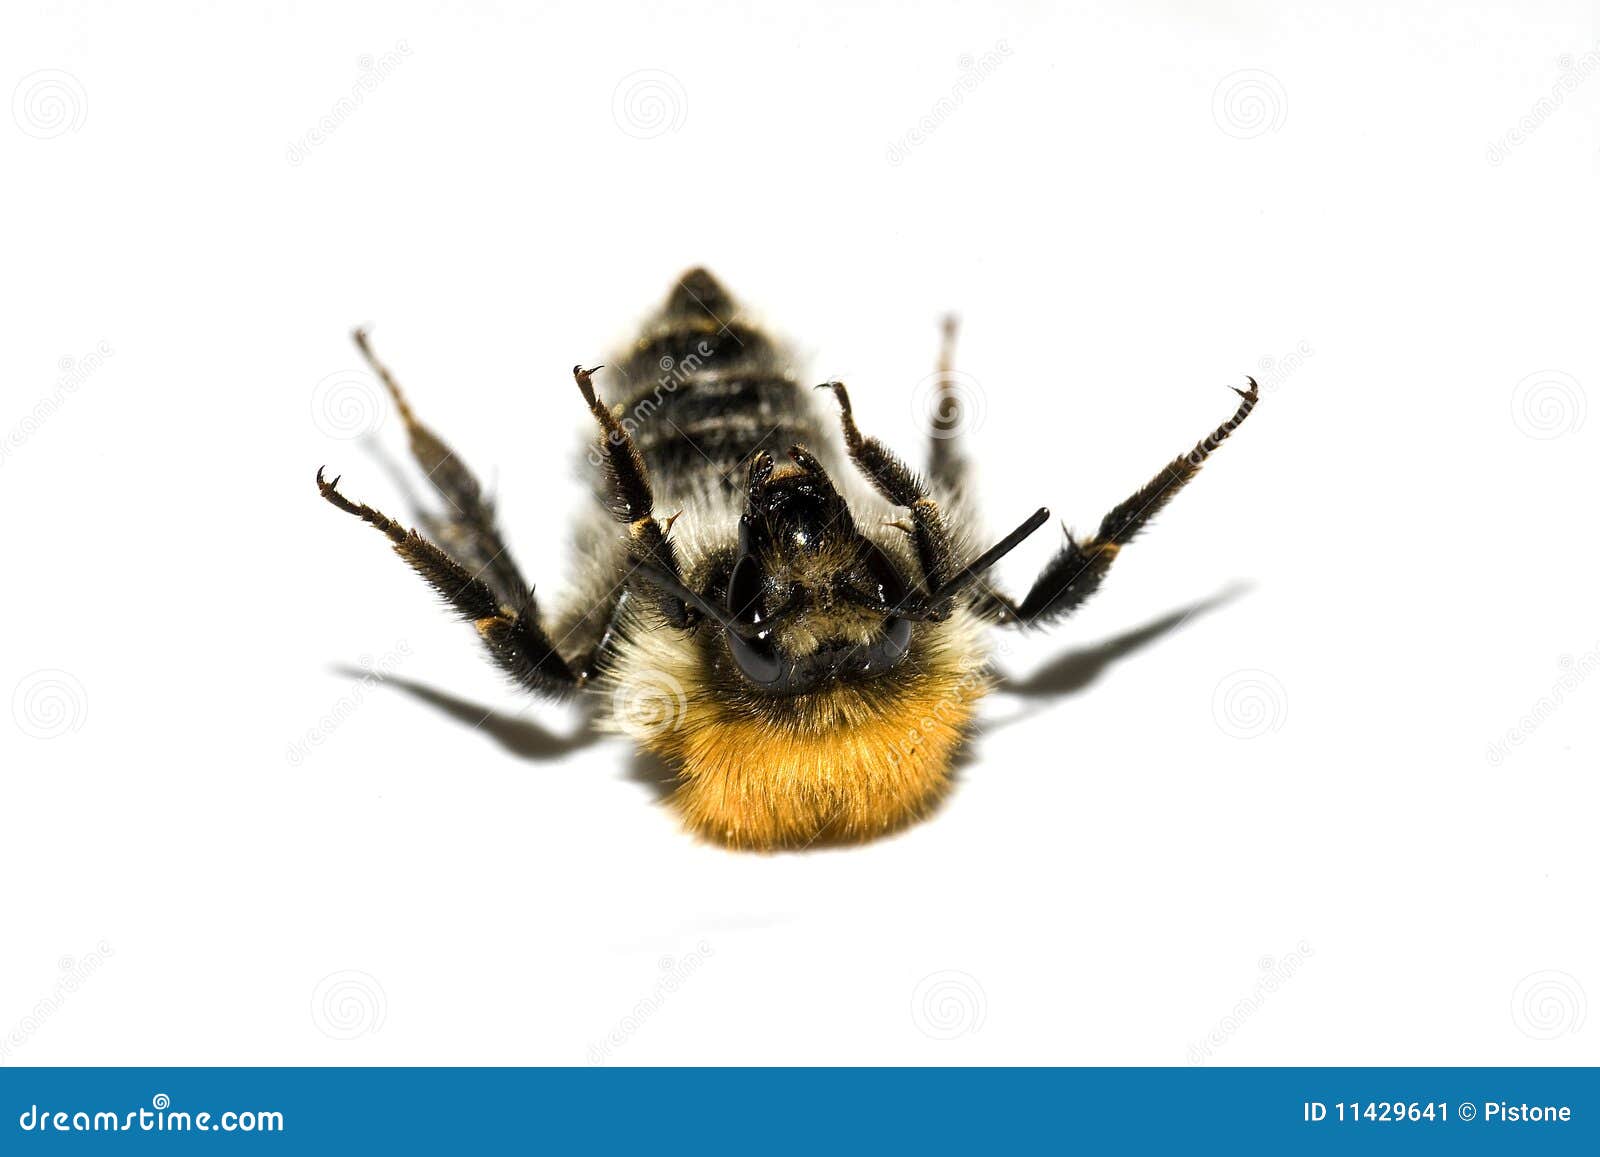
<box><xmin>572</xmin><ymin>365</ymin><xmax>694</xmax><ymax>626</ymax></box>
<box><xmin>316</xmin><ymin>470</ymin><xmax>581</xmax><ymax>693</ymax></box>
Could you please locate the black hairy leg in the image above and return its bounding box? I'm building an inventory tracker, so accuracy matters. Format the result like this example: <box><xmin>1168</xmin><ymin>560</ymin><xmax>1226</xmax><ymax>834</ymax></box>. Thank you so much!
<box><xmin>316</xmin><ymin>468</ymin><xmax>580</xmax><ymax>694</ymax></box>
<box><xmin>925</xmin><ymin>315</ymin><xmax>968</xmax><ymax>490</ymax></box>
<box><xmin>354</xmin><ymin>328</ymin><xmax>529</xmax><ymax>607</ymax></box>
<box><xmin>819</xmin><ymin>379</ymin><xmax>955</xmax><ymax>595</ymax></box>
<box><xmin>981</xmin><ymin>379</ymin><xmax>1261</xmax><ymax>627</ymax></box>
<box><xmin>572</xmin><ymin>365</ymin><xmax>692</xmax><ymax>626</ymax></box>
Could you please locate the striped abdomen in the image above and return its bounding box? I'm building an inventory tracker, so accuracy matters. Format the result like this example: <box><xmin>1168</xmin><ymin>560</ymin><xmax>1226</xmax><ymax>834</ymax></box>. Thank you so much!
<box><xmin>606</xmin><ymin>269</ymin><xmax>825</xmax><ymax>509</ymax></box>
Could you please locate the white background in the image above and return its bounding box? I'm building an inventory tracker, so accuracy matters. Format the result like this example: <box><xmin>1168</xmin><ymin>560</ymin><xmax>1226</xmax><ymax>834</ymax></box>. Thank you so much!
<box><xmin>2</xmin><ymin>1</ymin><xmax>1595</xmax><ymax>1066</ymax></box>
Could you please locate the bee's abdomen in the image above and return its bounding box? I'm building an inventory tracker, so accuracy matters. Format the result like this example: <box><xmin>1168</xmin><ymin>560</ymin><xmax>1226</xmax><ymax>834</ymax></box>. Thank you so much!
<box><xmin>608</xmin><ymin>269</ymin><xmax>826</xmax><ymax>494</ymax></box>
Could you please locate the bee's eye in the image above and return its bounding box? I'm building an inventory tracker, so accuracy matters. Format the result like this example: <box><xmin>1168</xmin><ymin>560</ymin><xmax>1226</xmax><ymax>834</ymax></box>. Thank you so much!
<box><xmin>848</xmin><ymin>545</ymin><xmax>914</xmax><ymax>676</ymax></box>
<box><xmin>861</xmin><ymin>543</ymin><xmax>909</xmax><ymax>607</ymax></box>
<box><xmin>838</xmin><ymin>542</ymin><xmax>912</xmax><ymax>616</ymax></box>
<box><xmin>727</xmin><ymin>629</ymin><xmax>785</xmax><ymax>686</ymax></box>
<box><xmin>884</xmin><ymin>614</ymin><xmax>913</xmax><ymax>659</ymax></box>
<box><xmin>859</xmin><ymin>614</ymin><xmax>913</xmax><ymax>676</ymax></box>
<box><xmin>729</xmin><ymin>552</ymin><xmax>766</xmax><ymax>624</ymax></box>
<box><xmin>726</xmin><ymin>552</ymin><xmax>788</xmax><ymax>686</ymax></box>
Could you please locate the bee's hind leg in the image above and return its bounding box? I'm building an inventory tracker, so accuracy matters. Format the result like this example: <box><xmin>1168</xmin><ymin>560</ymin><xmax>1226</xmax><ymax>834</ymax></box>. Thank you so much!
<box><xmin>925</xmin><ymin>314</ymin><xmax>969</xmax><ymax>491</ymax></box>
<box><xmin>354</xmin><ymin>327</ymin><xmax>530</xmax><ymax>608</ymax></box>
<box><xmin>319</xmin><ymin>334</ymin><xmax>655</xmax><ymax>696</ymax></box>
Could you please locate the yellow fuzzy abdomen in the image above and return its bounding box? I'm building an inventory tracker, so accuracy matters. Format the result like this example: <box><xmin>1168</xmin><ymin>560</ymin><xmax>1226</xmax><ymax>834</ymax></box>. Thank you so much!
<box><xmin>647</xmin><ymin>682</ymin><xmax>984</xmax><ymax>850</ymax></box>
<box><xmin>603</xmin><ymin>604</ymin><xmax>993</xmax><ymax>850</ymax></box>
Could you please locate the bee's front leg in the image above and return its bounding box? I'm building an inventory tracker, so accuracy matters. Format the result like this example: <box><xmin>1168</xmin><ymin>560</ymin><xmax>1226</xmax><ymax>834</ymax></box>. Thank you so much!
<box><xmin>818</xmin><ymin>379</ymin><xmax>956</xmax><ymax>597</ymax></box>
<box><xmin>980</xmin><ymin>379</ymin><xmax>1260</xmax><ymax>627</ymax></box>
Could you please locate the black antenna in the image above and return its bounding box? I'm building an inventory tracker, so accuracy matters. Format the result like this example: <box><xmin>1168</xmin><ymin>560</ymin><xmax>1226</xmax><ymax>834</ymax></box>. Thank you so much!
<box><xmin>631</xmin><ymin>561</ymin><xmax>768</xmax><ymax>639</ymax></box>
<box><xmin>921</xmin><ymin>507</ymin><xmax>1049</xmax><ymax>608</ymax></box>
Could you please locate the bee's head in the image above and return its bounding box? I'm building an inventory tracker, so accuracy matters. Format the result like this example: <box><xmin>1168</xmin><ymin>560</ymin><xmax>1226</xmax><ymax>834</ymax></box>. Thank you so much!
<box><xmin>636</xmin><ymin>445</ymin><xmax>1045</xmax><ymax>698</ymax></box>
<box><xmin>715</xmin><ymin>446</ymin><xmax>915</xmax><ymax>693</ymax></box>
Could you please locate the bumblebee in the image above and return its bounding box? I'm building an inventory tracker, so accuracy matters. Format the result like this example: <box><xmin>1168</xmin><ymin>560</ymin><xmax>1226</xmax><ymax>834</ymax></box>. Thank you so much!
<box><xmin>317</xmin><ymin>269</ymin><xmax>1257</xmax><ymax>850</ymax></box>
